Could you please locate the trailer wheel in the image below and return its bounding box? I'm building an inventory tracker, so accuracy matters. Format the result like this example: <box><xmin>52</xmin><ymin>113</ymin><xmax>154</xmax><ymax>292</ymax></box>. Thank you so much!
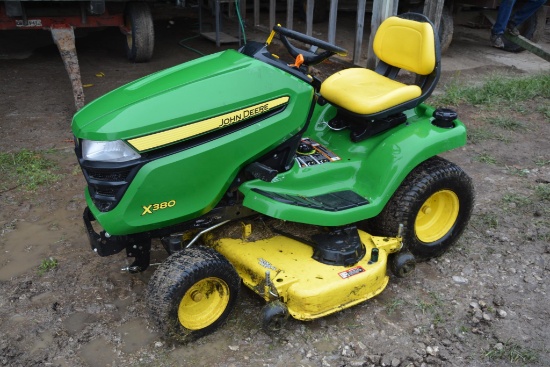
<box><xmin>409</xmin><ymin>5</ymin><xmax>453</xmax><ymax>52</ymax></box>
<box><xmin>124</xmin><ymin>2</ymin><xmax>154</xmax><ymax>62</ymax></box>
<box><xmin>147</xmin><ymin>246</ymin><xmax>240</xmax><ymax>343</ymax></box>
<box><xmin>438</xmin><ymin>6</ymin><xmax>454</xmax><ymax>53</ymax></box>
<box><xmin>504</xmin><ymin>7</ymin><xmax>546</xmax><ymax>52</ymax></box>
<box><xmin>366</xmin><ymin>156</ymin><xmax>474</xmax><ymax>260</ymax></box>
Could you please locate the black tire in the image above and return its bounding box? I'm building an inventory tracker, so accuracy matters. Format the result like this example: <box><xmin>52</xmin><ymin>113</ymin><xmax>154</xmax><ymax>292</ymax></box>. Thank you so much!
<box><xmin>518</xmin><ymin>6</ymin><xmax>546</xmax><ymax>42</ymax></box>
<box><xmin>261</xmin><ymin>301</ymin><xmax>289</xmax><ymax>333</ymax></box>
<box><xmin>438</xmin><ymin>6</ymin><xmax>454</xmax><ymax>53</ymax></box>
<box><xmin>390</xmin><ymin>252</ymin><xmax>416</xmax><ymax>278</ymax></box>
<box><xmin>366</xmin><ymin>156</ymin><xmax>474</xmax><ymax>260</ymax></box>
<box><xmin>409</xmin><ymin>5</ymin><xmax>453</xmax><ymax>53</ymax></box>
<box><xmin>504</xmin><ymin>7</ymin><xmax>546</xmax><ymax>52</ymax></box>
<box><xmin>147</xmin><ymin>246</ymin><xmax>240</xmax><ymax>343</ymax></box>
<box><xmin>124</xmin><ymin>2</ymin><xmax>154</xmax><ymax>62</ymax></box>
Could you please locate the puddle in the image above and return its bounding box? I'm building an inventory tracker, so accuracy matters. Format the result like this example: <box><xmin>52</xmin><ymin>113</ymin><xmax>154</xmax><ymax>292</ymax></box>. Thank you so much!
<box><xmin>63</xmin><ymin>312</ymin><xmax>98</xmax><ymax>335</ymax></box>
<box><xmin>117</xmin><ymin>318</ymin><xmax>159</xmax><ymax>354</ymax></box>
<box><xmin>168</xmin><ymin>334</ymin><xmax>239</xmax><ymax>365</ymax></box>
<box><xmin>30</xmin><ymin>330</ymin><xmax>55</xmax><ymax>354</ymax></box>
<box><xmin>0</xmin><ymin>209</ymin><xmax>81</xmax><ymax>280</ymax></box>
<box><xmin>78</xmin><ymin>336</ymin><xmax>121</xmax><ymax>367</ymax></box>
<box><xmin>31</xmin><ymin>291</ymin><xmax>56</xmax><ymax>305</ymax></box>
<box><xmin>0</xmin><ymin>221</ymin><xmax>58</xmax><ymax>280</ymax></box>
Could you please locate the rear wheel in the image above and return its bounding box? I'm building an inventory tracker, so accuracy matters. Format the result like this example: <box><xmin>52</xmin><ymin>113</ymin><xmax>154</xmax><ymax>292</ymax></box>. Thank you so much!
<box><xmin>147</xmin><ymin>246</ymin><xmax>240</xmax><ymax>343</ymax></box>
<box><xmin>366</xmin><ymin>156</ymin><xmax>474</xmax><ymax>260</ymax></box>
<box><xmin>124</xmin><ymin>2</ymin><xmax>154</xmax><ymax>62</ymax></box>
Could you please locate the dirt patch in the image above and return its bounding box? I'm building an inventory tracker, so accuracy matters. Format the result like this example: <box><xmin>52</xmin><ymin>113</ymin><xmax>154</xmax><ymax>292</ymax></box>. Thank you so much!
<box><xmin>1</xmin><ymin>7</ymin><xmax>549</xmax><ymax>367</ymax></box>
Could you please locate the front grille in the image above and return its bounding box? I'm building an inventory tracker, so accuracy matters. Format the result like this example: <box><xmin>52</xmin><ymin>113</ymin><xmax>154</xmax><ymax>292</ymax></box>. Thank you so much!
<box><xmin>94</xmin><ymin>186</ymin><xmax>120</xmax><ymax>196</ymax></box>
<box><xmin>77</xmin><ymin>152</ymin><xmax>143</xmax><ymax>212</ymax></box>
<box><xmin>86</xmin><ymin>167</ymin><xmax>133</xmax><ymax>182</ymax></box>
<box><xmin>91</xmin><ymin>197</ymin><xmax>117</xmax><ymax>212</ymax></box>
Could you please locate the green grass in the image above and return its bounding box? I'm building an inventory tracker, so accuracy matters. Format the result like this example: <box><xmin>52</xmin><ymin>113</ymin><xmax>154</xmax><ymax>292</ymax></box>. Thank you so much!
<box><xmin>414</xmin><ymin>292</ymin><xmax>445</xmax><ymax>322</ymax></box>
<box><xmin>467</xmin><ymin>128</ymin><xmax>510</xmax><ymax>144</ymax></box>
<box><xmin>534</xmin><ymin>158</ymin><xmax>550</xmax><ymax>167</ymax></box>
<box><xmin>38</xmin><ymin>257</ymin><xmax>58</xmax><ymax>275</ymax></box>
<box><xmin>433</xmin><ymin>73</ymin><xmax>550</xmax><ymax>107</ymax></box>
<box><xmin>474</xmin><ymin>153</ymin><xmax>497</xmax><ymax>165</ymax></box>
<box><xmin>484</xmin><ymin>116</ymin><xmax>524</xmax><ymax>131</ymax></box>
<box><xmin>536</xmin><ymin>105</ymin><xmax>550</xmax><ymax>120</ymax></box>
<box><xmin>505</xmin><ymin>166</ymin><xmax>529</xmax><ymax>177</ymax></box>
<box><xmin>475</xmin><ymin>212</ymin><xmax>499</xmax><ymax>229</ymax></box>
<box><xmin>0</xmin><ymin>149</ymin><xmax>61</xmax><ymax>191</ymax></box>
<box><xmin>485</xmin><ymin>341</ymin><xmax>539</xmax><ymax>364</ymax></box>
<box><xmin>385</xmin><ymin>299</ymin><xmax>405</xmax><ymax>315</ymax></box>
<box><xmin>502</xmin><ymin>193</ymin><xmax>533</xmax><ymax>207</ymax></box>
<box><xmin>535</xmin><ymin>184</ymin><xmax>550</xmax><ymax>201</ymax></box>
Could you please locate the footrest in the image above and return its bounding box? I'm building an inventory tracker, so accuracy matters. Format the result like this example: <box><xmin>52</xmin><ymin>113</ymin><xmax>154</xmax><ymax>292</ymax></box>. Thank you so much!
<box><xmin>252</xmin><ymin>189</ymin><xmax>369</xmax><ymax>212</ymax></box>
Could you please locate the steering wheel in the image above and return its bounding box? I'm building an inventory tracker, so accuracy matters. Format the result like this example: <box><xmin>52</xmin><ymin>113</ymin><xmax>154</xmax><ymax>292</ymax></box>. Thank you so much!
<box><xmin>273</xmin><ymin>25</ymin><xmax>348</xmax><ymax>66</ymax></box>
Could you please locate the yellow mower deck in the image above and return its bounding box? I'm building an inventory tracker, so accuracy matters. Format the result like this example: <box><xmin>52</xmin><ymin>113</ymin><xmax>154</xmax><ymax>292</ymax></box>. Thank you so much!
<box><xmin>212</xmin><ymin>230</ymin><xmax>402</xmax><ymax>320</ymax></box>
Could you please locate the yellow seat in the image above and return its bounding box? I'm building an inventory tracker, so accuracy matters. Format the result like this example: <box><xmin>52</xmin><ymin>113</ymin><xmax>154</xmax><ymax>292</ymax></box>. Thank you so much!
<box><xmin>320</xmin><ymin>13</ymin><xmax>440</xmax><ymax>126</ymax></box>
<box><xmin>320</xmin><ymin>68</ymin><xmax>422</xmax><ymax>115</ymax></box>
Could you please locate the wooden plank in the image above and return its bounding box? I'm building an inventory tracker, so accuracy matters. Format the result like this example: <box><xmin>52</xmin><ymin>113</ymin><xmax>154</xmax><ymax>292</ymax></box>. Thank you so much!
<box><xmin>485</xmin><ymin>13</ymin><xmax>550</xmax><ymax>63</ymax></box>
<box><xmin>354</xmin><ymin>0</ymin><xmax>367</xmax><ymax>66</ymax></box>
<box><xmin>365</xmin><ymin>0</ymin><xmax>397</xmax><ymax>68</ymax></box>
<box><xmin>423</xmin><ymin>0</ymin><xmax>445</xmax><ymax>31</ymax></box>
<box><xmin>328</xmin><ymin>0</ymin><xmax>338</xmax><ymax>44</ymax></box>
<box><xmin>254</xmin><ymin>0</ymin><xmax>260</xmax><ymax>28</ymax></box>
<box><xmin>269</xmin><ymin>0</ymin><xmax>275</xmax><ymax>31</ymax></box>
<box><xmin>286</xmin><ymin>0</ymin><xmax>294</xmax><ymax>29</ymax></box>
<box><xmin>51</xmin><ymin>26</ymin><xmax>84</xmax><ymax>110</ymax></box>
<box><xmin>306</xmin><ymin>0</ymin><xmax>314</xmax><ymax>36</ymax></box>
<box><xmin>504</xmin><ymin>33</ymin><xmax>550</xmax><ymax>62</ymax></box>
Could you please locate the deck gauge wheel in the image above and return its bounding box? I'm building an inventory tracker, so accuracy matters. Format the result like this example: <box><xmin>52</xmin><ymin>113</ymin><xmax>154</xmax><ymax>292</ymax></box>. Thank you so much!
<box><xmin>261</xmin><ymin>301</ymin><xmax>289</xmax><ymax>333</ymax></box>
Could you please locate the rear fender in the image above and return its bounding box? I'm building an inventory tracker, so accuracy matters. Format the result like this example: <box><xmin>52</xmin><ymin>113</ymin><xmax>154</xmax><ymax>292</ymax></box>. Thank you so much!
<box><xmin>240</xmin><ymin>103</ymin><xmax>467</xmax><ymax>225</ymax></box>
<box><xmin>358</xmin><ymin>104</ymin><xmax>467</xmax><ymax>211</ymax></box>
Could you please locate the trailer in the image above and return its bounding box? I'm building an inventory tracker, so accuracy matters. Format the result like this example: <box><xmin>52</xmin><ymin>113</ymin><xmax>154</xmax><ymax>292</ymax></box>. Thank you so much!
<box><xmin>0</xmin><ymin>0</ymin><xmax>155</xmax><ymax>109</ymax></box>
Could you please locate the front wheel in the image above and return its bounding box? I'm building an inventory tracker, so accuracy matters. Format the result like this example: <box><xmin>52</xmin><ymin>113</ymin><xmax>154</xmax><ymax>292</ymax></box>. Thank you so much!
<box><xmin>367</xmin><ymin>156</ymin><xmax>474</xmax><ymax>260</ymax></box>
<box><xmin>147</xmin><ymin>246</ymin><xmax>241</xmax><ymax>343</ymax></box>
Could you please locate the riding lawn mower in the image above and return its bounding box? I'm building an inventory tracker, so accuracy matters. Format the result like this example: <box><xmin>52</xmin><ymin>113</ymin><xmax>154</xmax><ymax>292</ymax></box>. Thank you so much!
<box><xmin>72</xmin><ymin>13</ymin><xmax>474</xmax><ymax>342</ymax></box>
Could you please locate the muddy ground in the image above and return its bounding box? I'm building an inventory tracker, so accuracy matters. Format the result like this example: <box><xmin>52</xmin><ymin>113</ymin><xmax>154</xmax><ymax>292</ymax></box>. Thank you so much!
<box><xmin>1</xmin><ymin>5</ymin><xmax>549</xmax><ymax>367</ymax></box>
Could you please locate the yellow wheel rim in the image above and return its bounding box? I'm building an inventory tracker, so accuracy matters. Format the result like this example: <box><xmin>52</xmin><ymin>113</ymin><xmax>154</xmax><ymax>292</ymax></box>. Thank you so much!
<box><xmin>178</xmin><ymin>277</ymin><xmax>230</xmax><ymax>330</ymax></box>
<box><xmin>415</xmin><ymin>189</ymin><xmax>459</xmax><ymax>243</ymax></box>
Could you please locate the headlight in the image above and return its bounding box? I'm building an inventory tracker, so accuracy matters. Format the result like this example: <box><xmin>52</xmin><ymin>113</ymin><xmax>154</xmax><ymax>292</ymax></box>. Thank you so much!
<box><xmin>82</xmin><ymin>140</ymin><xmax>141</xmax><ymax>162</ymax></box>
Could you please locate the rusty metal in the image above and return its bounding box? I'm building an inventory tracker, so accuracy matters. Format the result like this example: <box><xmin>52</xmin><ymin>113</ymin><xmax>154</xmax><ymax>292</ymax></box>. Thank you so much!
<box><xmin>51</xmin><ymin>25</ymin><xmax>85</xmax><ymax>110</ymax></box>
<box><xmin>0</xmin><ymin>2</ymin><xmax>124</xmax><ymax>31</ymax></box>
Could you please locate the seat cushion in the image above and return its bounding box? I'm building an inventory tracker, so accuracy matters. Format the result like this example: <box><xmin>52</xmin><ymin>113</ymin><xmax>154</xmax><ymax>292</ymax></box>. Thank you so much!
<box><xmin>320</xmin><ymin>68</ymin><xmax>422</xmax><ymax>115</ymax></box>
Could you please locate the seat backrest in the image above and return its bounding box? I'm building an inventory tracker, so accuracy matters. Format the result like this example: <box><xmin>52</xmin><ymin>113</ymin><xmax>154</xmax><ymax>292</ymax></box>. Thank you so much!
<box><xmin>373</xmin><ymin>16</ymin><xmax>436</xmax><ymax>76</ymax></box>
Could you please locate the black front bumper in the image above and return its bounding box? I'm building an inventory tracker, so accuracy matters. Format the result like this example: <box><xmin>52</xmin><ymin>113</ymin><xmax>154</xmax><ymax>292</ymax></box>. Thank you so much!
<box><xmin>83</xmin><ymin>207</ymin><xmax>151</xmax><ymax>272</ymax></box>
